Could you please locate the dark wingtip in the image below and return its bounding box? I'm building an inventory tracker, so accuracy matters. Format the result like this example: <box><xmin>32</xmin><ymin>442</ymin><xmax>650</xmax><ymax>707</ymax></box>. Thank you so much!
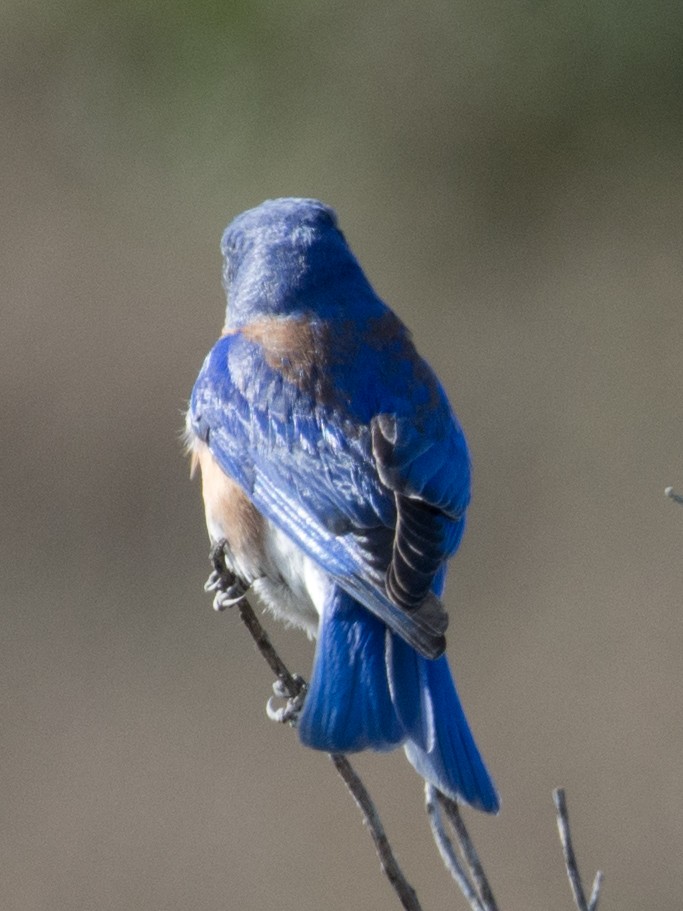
<box><xmin>384</xmin><ymin>584</ymin><xmax>449</xmax><ymax>659</ymax></box>
<box><xmin>418</xmin><ymin>591</ymin><xmax>449</xmax><ymax>635</ymax></box>
<box><xmin>423</xmin><ymin>633</ymin><xmax>447</xmax><ymax>661</ymax></box>
<box><xmin>408</xmin><ymin>597</ymin><xmax>448</xmax><ymax>659</ymax></box>
<box><xmin>402</xmin><ymin>628</ymin><xmax>447</xmax><ymax>661</ymax></box>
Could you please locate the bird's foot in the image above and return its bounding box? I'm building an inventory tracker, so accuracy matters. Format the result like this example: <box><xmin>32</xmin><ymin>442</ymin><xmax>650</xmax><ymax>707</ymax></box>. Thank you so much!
<box><xmin>266</xmin><ymin>675</ymin><xmax>308</xmax><ymax>726</ymax></box>
<box><xmin>204</xmin><ymin>540</ymin><xmax>249</xmax><ymax>611</ymax></box>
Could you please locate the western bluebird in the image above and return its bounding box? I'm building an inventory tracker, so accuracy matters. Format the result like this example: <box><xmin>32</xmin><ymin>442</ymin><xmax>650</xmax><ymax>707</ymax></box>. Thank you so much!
<box><xmin>186</xmin><ymin>198</ymin><xmax>499</xmax><ymax>813</ymax></box>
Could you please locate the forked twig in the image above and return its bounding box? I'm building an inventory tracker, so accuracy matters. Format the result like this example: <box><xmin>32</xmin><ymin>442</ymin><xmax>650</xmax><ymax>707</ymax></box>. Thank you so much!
<box><xmin>426</xmin><ymin>784</ymin><xmax>499</xmax><ymax>911</ymax></box>
<box><xmin>438</xmin><ymin>790</ymin><xmax>499</xmax><ymax>911</ymax></box>
<box><xmin>425</xmin><ymin>785</ymin><xmax>485</xmax><ymax>911</ymax></box>
<box><xmin>553</xmin><ymin>787</ymin><xmax>603</xmax><ymax>911</ymax></box>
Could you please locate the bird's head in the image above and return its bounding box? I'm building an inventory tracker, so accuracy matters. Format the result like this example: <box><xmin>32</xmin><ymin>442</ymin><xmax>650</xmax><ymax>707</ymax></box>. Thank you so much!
<box><xmin>220</xmin><ymin>198</ymin><xmax>382</xmax><ymax>329</ymax></box>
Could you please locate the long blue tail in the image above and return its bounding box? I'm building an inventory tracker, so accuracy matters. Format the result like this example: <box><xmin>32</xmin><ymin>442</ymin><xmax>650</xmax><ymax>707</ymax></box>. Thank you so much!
<box><xmin>297</xmin><ymin>587</ymin><xmax>499</xmax><ymax>813</ymax></box>
<box><xmin>297</xmin><ymin>587</ymin><xmax>405</xmax><ymax>751</ymax></box>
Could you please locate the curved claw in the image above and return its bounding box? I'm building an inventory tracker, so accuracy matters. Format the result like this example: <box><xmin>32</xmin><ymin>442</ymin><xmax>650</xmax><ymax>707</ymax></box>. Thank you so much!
<box><xmin>204</xmin><ymin>541</ymin><xmax>250</xmax><ymax>610</ymax></box>
<box><xmin>266</xmin><ymin>676</ymin><xmax>308</xmax><ymax>726</ymax></box>
<box><xmin>204</xmin><ymin>570</ymin><xmax>223</xmax><ymax>593</ymax></box>
<box><xmin>212</xmin><ymin>584</ymin><xmax>248</xmax><ymax>611</ymax></box>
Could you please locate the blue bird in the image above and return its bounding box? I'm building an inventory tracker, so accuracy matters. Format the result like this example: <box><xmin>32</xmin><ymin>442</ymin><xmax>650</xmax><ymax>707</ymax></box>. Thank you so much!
<box><xmin>187</xmin><ymin>197</ymin><xmax>499</xmax><ymax>813</ymax></box>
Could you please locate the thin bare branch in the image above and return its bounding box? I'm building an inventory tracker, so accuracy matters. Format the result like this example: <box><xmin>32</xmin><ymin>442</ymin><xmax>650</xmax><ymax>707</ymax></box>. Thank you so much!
<box><xmin>425</xmin><ymin>784</ymin><xmax>483</xmax><ymax>911</ymax></box>
<box><xmin>332</xmin><ymin>754</ymin><xmax>423</xmax><ymax>911</ymax></box>
<box><xmin>437</xmin><ymin>791</ymin><xmax>499</xmax><ymax>911</ymax></box>
<box><xmin>225</xmin><ymin>584</ymin><xmax>421</xmax><ymax>911</ymax></box>
<box><xmin>553</xmin><ymin>788</ymin><xmax>603</xmax><ymax>911</ymax></box>
<box><xmin>236</xmin><ymin>598</ymin><xmax>305</xmax><ymax>700</ymax></box>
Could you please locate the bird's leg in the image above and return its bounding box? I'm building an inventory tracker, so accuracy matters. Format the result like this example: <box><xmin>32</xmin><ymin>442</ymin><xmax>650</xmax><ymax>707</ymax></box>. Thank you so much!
<box><xmin>266</xmin><ymin>674</ymin><xmax>308</xmax><ymax>726</ymax></box>
<box><xmin>205</xmin><ymin>542</ymin><xmax>307</xmax><ymax>723</ymax></box>
<box><xmin>204</xmin><ymin>539</ymin><xmax>249</xmax><ymax>611</ymax></box>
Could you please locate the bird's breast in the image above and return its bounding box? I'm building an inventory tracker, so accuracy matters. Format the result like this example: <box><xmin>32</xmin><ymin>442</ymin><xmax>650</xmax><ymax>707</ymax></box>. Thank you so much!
<box><xmin>192</xmin><ymin>439</ymin><xmax>266</xmax><ymax>583</ymax></box>
<box><xmin>191</xmin><ymin>438</ymin><xmax>323</xmax><ymax>636</ymax></box>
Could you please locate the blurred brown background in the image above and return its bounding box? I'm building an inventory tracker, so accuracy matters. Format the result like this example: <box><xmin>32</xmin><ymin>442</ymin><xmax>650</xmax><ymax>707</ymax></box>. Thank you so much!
<box><xmin>2</xmin><ymin>2</ymin><xmax>682</xmax><ymax>909</ymax></box>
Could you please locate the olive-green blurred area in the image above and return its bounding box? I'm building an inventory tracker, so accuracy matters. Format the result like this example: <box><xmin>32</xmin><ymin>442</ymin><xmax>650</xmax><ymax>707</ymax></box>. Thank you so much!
<box><xmin>2</xmin><ymin>2</ymin><xmax>683</xmax><ymax>909</ymax></box>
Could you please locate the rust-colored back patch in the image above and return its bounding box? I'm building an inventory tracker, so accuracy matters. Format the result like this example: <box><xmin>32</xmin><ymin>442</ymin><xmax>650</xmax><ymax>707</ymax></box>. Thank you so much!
<box><xmin>240</xmin><ymin>316</ymin><xmax>356</xmax><ymax>405</ymax></box>
<box><xmin>241</xmin><ymin>317</ymin><xmax>320</xmax><ymax>378</ymax></box>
